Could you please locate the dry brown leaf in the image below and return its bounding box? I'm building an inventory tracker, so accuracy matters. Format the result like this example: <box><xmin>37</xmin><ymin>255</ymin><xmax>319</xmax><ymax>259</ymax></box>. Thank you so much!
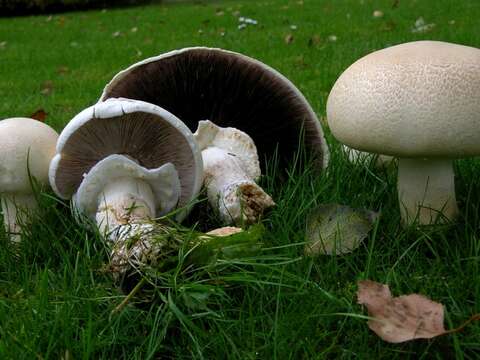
<box><xmin>30</xmin><ymin>109</ymin><xmax>48</xmax><ymax>122</ymax></box>
<box><xmin>206</xmin><ymin>227</ymin><xmax>243</xmax><ymax>237</ymax></box>
<box><xmin>284</xmin><ymin>34</ymin><xmax>294</xmax><ymax>44</ymax></box>
<box><xmin>308</xmin><ymin>35</ymin><xmax>322</xmax><ymax>47</ymax></box>
<box><xmin>57</xmin><ymin>66</ymin><xmax>69</xmax><ymax>75</ymax></box>
<box><xmin>40</xmin><ymin>80</ymin><xmax>54</xmax><ymax>96</ymax></box>
<box><xmin>357</xmin><ymin>280</ymin><xmax>446</xmax><ymax>343</ymax></box>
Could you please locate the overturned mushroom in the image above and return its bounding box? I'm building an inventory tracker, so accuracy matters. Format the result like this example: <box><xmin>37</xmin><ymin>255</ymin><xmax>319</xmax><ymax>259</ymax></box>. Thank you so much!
<box><xmin>49</xmin><ymin>98</ymin><xmax>203</xmax><ymax>239</ymax></box>
<box><xmin>0</xmin><ymin>118</ymin><xmax>58</xmax><ymax>242</ymax></box>
<box><xmin>194</xmin><ymin>120</ymin><xmax>275</xmax><ymax>225</ymax></box>
<box><xmin>100</xmin><ymin>47</ymin><xmax>329</xmax><ymax>174</ymax></box>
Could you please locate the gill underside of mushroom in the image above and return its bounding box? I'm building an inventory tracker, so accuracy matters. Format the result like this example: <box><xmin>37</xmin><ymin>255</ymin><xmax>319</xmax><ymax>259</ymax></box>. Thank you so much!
<box><xmin>202</xmin><ymin>146</ymin><xmax>275</xmax><ymax>225</ymax></box>
<box><xmin>1</xmin><ymin>194</ymin><xmax>38</xmax><ymax>243</ymax></box>
<box><xmin>397</xmin><ymin>158</ymin><xmax>458</xmax><ymax>225</ymax></box>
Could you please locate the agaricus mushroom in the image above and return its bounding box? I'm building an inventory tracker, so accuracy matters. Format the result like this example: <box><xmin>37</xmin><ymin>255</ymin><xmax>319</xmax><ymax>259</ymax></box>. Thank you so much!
<box><xmin>342</xmin><ymin>145</ymin><xmax>394</xmax><ymax>169</ymax></box>
<box><xmin>327</xmin><ymin>41</ymin><xmax>480</xmax><ymax>225</ymax></box>
<box><xmin>194</xmin><ymin>120</ymin><xmax>275</xmax><ymax>224</ymax></box>
<box><xmin>99</xmin><ymin>47</ymin><xmax>329</xmax><ymax>174</ymax></box>
<box><xmin>0</xmin><ymin>118</ymin><xmax>58</xmax><ymax>242</ymax></box>
<box><xmin>49</xmin><ymin>98</ymin><xmax>203</xmax><ymax>239</ymax></box>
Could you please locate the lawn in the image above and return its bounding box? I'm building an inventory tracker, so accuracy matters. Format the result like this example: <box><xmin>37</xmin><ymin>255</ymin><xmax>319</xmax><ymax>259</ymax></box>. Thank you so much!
<box><xmin>1</xmin><ymin>0</ymin><xmax>480</xmax><ymax>358</ymax></box>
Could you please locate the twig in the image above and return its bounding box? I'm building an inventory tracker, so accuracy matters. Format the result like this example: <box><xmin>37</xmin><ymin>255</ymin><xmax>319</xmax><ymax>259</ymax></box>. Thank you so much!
<box><xmin>110</xmin><ymin>277</ymin><xmax>146</xmax><ymax>316</ymax></box>
<box><xmin>444</xmin><ymin>313</ymin><xmax>480</xmax><ymax>335</ymax></box>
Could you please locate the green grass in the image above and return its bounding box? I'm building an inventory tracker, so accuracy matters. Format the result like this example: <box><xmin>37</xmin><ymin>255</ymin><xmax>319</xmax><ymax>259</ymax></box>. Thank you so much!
<box><xmin>1</xmin><ymin>0</ymin><xmax>480</xmax><ymax>358</ymax></box>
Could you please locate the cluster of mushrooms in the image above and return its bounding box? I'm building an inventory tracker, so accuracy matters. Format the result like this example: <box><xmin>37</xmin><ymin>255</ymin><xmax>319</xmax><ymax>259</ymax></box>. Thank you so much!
<box><xmin>1</xmin><ymin>41</ymin><xmax>479</xmax><ymax>266</ymax></box>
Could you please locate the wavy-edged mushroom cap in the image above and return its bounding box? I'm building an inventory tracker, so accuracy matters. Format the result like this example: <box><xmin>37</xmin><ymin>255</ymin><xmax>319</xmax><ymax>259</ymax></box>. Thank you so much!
<box><xmin>0</xmin><ymin>118</ymin><xmax>58</xmax><ymax>193</ymax></box>
<box><xmin>49</xmin><ymin>98</ymin><xmax>203</xmax><ymax>211</ymax></box>
<box><xmin>100</xmin><ymin>47</ymin><xmax>329</xmax><ymax>172</ymax></box>
<box><xmin>73</xmin><ymin>154</ymin><xmax>181</xmax><ymax>219</ymax></box>
<box><xmin>327</xmin><ymin>41</ymin><xmax>480</xmax><ymax>158</ymax></box>
<box><xmin>194</xmin><ymin>120</ymin><xmax>260</xmax><ymax>180</ymax></box>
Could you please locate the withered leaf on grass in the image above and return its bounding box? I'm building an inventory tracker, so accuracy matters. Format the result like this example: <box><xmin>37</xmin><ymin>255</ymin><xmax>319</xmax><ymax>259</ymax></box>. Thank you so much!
<box><xmin>357</xmin><ymin>280</ymin><xmax>446</xmax><ymax>343</ymax></box>
<box><xmin>30</xmin><ymin>109</ymin><xmax>47</xmax><ymax>122</ymax></box>
<box><xmin>305</xmin><ymin>204</ymin><xmax>378</xmax><ymax>256</ymax></box>
<box><xmin>40</xmin><ymin>80</ymin><xmax>54</xmax><ymax>96</ymax></box>
<box><xmin>284</xmin><ymin>34</ymin><xmax>294</xmax><ymax>44</ymax></box>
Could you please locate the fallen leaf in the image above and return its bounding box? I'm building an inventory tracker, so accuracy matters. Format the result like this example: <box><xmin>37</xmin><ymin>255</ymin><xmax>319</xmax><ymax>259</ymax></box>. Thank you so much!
<box><xmin>206</xmin><ymin>226</ymin><xmax>243</xmax><ymax>237</ymax></box>
<box><xmin>357</xmin><ymin>280</ymin><xmax>480</xmax><ymax>343</ymax></box>
<box><xmin>305</xmin><ymin>204</ymin><xmax>378</xmax><ymax>256</ymax></box>
<box><xmin>357</xmin><ymin>280</ymin><xmax>446</xmax><ymax>342</ymax></box>
<box><xmin>411</xmin><ymin>17</ymin><xmax>435</xmax><ymax>33</ymax></box>
<box><xmin>30</xmin><ymin>109</ymin><xmax>48</xmax><ymax>122</ymax></box>
<box><xmin>40</xmin><ymin>80</ymin><xmax>54</xmax><ymax>96</ymax></box>
<box><xmin>328</xmin><ymin>34</ymin><xmax>338</xmax><ymax>42</ymax></box>
<box><xmin>57</xmin><ymin>66</ymin><xmax>69</xmax><ymax>75</ymax></box>
<box><xmin>284</xmin><ymin>33</ymin><xmax>294</xmax><ymax>44</ymax></box>
<box><xmin>308</xmin><ymin>35</ymin><xmax>322</xmax><ymax>47</ymax></box>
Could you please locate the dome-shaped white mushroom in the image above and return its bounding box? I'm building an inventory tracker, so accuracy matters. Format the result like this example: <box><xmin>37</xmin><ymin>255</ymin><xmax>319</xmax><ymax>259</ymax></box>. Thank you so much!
<box><xmin>327</xmin><ymin>41</ymin><xmax>480</xmax><ymax>225</ymax></box>
<box><xmin>0</xmin><ymin>118</ymin><xmax>58</xmax><ymax>241</ymax></box>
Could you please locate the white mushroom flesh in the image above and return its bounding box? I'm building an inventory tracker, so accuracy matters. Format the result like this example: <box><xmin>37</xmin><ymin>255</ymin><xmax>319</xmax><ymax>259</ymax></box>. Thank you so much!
<box><xmin>1</xmin><ymin>194</ymin><xmax>39</xmax><ymax>243</ymax></box>
<box><xmin>195</xmin><ymin>120</ymin><xmax>275</xmax><ymax>225</ymax></box>
<box><xmin>73</xmin><ymin>154</ymin><xmax>180</xmax><ymax>241</ymax></box>
<box><xmin>397</xmin><ymin>158</ymin><xmax>458</xmax><ymax>225</ymax></box>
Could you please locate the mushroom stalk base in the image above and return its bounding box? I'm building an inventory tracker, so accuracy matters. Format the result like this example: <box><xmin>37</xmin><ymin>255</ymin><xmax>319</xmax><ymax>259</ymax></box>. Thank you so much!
<box><xmin>202</xmin><ymin>147</ymin><xmax>275</xmax><ymax>225</ymax></box>
<box><xmin>95</xmin><ymin>177</ymin><xmax>156</xmax><ymax>241</ymax></box>
<box><xmin>397</xmin><ymin>158</ymin><xmax>458</xmax><ymax>225</ymax></box>
<box><xmin>1</xmin><ymin>194</ymin><xmax>38</xmax><ymax>243</ymax></box>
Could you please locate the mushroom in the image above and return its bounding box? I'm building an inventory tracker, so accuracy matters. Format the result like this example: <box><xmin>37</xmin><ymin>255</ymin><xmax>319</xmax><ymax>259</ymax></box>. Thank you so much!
<box><xmin>194</xmin><ymin>120</ymin><xmax>275</xmax><ymax>224</ymax></box>
<box><xmin>342</xmin><ymin>145</ymin><xmax>394</xmax><ymax>169</ymax></box>
<box><xmin>327</xmin><ymin>41</ymin><xmax>480</xmax><ymax>225</ymax></box>
<box><xmin>0</xmin><ymin>118</ymin><xmax>58</xmax><ymax>242</ymax></box>
<box><xmin>49</xmin><ymin>98</ymin><xmax>203</xmax><ymax>239</ymax></box>
<box><xmin>99</xmin><ymin>47</ymin><xmax>329</xmax><ymax>174</ymax></box>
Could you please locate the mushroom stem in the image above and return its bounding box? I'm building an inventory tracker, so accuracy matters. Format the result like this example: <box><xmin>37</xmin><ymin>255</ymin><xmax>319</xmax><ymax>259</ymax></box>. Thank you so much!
<box><xmin>1</xmin><ymin>194</ymin><xmax>38</xmax><ymax>243</ymax></box>
<box><xmin>397</xmin><ymin>158</ymin><xmax>458</xmax><ymax>225</ymax></box>
<box><xmin>202</xmin><ymin>147</ymin><xmax>275</xmax><ymax>225</ymax></box>
<box><xmin>95</xmin><ymin>177</ymin><xmax>156</xmax><ymax>241</ymax></box>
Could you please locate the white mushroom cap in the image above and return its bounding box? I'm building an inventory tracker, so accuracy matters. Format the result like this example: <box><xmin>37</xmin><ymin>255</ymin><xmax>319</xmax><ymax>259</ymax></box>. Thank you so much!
<box><xmin>49</xmin><ymin>98</ymin><xmax>203</xmax><ymax>219</ymax></box>
<box><xmin>194</xmin><ymin>120</ymin><xmax>260</xmax><ymax>180</ymax></box>
<box><xmin>73</xmin><ymin>154</ymin><xmax>180</xmax><ymax>220</ymax></box>
<box><xmin>327</xmin><ymin>41</ymin><xmax>480</xmax><ymax>158</ymax></box>
<box><xmin>0</xmin><ymin>118</ymin><xmax>58</xmax><ymax>193</ymax></box>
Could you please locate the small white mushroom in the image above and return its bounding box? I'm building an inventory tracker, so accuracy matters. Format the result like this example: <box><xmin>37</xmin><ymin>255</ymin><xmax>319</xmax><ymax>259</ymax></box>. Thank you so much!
<box><xmin>194</xmin><ymin>120</ymin><xmax>275</xmax><ymax>225</ymax></box>
<box><xmin>0</xmin><ymin>118</ymin><xmax>58</xmax><ymax>242</ymax></box>
<box><xmin>327</xmin><ymin>41</ymin><xmax>480</xmax><ymax>225</ymax></box>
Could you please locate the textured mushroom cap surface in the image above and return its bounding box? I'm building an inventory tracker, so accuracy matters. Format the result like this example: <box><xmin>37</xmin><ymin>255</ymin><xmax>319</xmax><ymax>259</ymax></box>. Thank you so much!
<box><xmin>49</xmin><ymin>99</ymin><xmax>203</xmax><ymax>210</ymax></box>
<box><xmin>73</xmin><ymin>154</ymin><xmax>180</xmax><ymax>219</ymax></box>
<box><xmin>327</xmin><ymin>41</ymin><xmax>480</xmax><ymax>158</ymax></box>
<box><xmin>100</xmin><ymin>47</ymin><xmax>329</xmax><ymax>171</ymax></box>
<box><xmin>0</xmin><ymin>118</ymin><xmax>58</xmax><ymax>193</ymax></box>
